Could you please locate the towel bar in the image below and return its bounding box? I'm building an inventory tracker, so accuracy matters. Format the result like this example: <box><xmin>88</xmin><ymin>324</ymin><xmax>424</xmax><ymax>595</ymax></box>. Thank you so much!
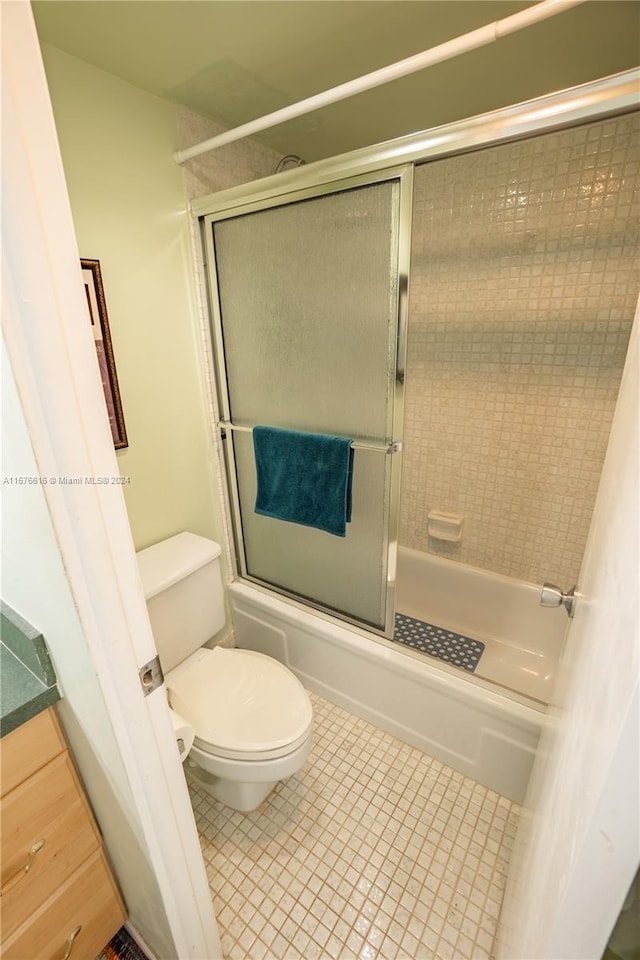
<box><xmin>218</xmin><ymin>421</ymin><xmax>402</xmax><ymax>455</ymax></box>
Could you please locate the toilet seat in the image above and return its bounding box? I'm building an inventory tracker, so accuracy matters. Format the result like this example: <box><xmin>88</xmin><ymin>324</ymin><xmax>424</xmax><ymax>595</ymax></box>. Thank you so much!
<box><xmin>167</xmin><ymin>646</ymin><xmax>313</xmax><ymax>762</ymax></box>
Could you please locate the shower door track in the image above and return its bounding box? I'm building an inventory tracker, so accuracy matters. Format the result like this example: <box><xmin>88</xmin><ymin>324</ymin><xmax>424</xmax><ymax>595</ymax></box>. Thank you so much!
<box><xmin>191</xmin><ymin>70</ymin><xmax>638</xmax><ymax>222</ymax></box>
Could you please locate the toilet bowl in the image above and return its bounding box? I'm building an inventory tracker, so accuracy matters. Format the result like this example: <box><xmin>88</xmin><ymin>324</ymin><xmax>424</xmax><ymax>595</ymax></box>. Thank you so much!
<box><xmin>168</xmin><ymin>645</ymin><xmax>313</xmax><ymax>811</ymax></box>
<box><xmin>136</xmin><ymin>532</ymin><xmax>313</xmax><ymax>812</ymax></box>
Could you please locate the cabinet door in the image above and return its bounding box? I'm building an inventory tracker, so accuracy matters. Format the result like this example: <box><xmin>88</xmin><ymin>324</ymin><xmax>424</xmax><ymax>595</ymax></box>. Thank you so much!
<box><xmin>0</xmin><ymin>708</ymin><xmax>65</xmax><ymax>795</ymax></box>
<box><xmin>2</xmin><ymin>849</ymin><xmax>126</xmax><ymax>960</ymax></box>
<box><xmin>1</xmin><ymin>752</ymin><xmax>101</xmax><ymax>938</ymax></box>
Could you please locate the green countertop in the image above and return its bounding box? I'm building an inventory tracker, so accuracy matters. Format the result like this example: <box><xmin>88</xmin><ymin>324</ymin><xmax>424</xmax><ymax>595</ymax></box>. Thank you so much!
<box><xmin>1</xmin><ymin>602</ymin><xmax>61</xmax><ymax>737</ymax></box>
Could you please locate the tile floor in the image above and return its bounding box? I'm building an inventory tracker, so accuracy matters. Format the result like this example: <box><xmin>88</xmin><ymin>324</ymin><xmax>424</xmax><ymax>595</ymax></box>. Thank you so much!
<box><xmin>189</xmin><ymin>693</ymin><xmax>520</xmax><ymax>960</ymax></box>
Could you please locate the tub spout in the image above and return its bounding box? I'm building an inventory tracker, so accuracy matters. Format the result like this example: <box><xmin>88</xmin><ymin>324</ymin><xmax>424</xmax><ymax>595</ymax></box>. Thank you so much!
<box><xmin>540</xmin><ymin>583</ymin><xmax>577</xmax><ymax>618</ymax></box>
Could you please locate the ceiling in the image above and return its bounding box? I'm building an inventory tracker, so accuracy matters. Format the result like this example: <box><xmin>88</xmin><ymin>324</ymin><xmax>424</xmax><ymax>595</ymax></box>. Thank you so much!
<box><xmin>32</xmin><ymin>1</ymin><xmax>640</xmax><ymax>162</ymax></box>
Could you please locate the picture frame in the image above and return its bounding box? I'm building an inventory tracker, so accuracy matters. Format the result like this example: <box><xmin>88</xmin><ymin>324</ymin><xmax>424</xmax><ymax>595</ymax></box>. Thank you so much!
<box><xmin>81</xmin><ymin>259</ymin><xmax>128</xmax><ymax>449</ymax></box>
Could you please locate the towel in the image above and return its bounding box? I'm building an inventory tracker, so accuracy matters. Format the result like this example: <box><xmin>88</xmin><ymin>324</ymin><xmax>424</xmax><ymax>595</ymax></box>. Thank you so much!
<box><xmin>253</xmin><ymin>426</ymin><xmax>354</xmax><ymax>537</ymax></box>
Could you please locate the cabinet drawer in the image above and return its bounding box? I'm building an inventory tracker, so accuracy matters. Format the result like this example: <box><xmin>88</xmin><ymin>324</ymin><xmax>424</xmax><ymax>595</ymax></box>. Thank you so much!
<box><xmin>3</xmin><ymin>848</ymin><xmax>126</xmax><ymax>960</ymax></box>
<box><xmin>1</xmin><ymin>752</ymin><xmax>101</xmax><ymax>939</ymax></box>
<box><xmin>0</xmin><ymin>707</ymin><xmax>65</xmax><ymax>796</ymax></box>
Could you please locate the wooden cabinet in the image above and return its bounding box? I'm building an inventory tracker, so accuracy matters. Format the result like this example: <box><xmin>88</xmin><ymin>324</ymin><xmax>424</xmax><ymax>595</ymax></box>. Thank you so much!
<box><xmin>1</xmin><ymin>707</ymin><xmax>126</xmax><ymax>959</ymax></box>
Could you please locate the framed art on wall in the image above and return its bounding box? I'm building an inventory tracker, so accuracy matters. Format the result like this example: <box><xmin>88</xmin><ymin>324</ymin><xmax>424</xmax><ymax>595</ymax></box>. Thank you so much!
<box><xmin>81</xmin><ymin>258</ymin><xmax>128</xmax><ymax>449</ymax></box>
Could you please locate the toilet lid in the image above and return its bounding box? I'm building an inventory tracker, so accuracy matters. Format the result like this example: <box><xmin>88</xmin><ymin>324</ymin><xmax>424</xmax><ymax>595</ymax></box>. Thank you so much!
<box><xmin>168</xmin><ymin>647</ymin><xmax>312</xmax><ymax>759</ymax></box>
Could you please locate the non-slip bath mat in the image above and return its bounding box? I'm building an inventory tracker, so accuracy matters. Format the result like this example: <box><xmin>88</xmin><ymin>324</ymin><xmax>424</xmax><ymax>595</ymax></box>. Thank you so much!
<box><xmin>394</xmin><ymin>613</ymin><xmax>485</xmax><ymax>673</ymax></box>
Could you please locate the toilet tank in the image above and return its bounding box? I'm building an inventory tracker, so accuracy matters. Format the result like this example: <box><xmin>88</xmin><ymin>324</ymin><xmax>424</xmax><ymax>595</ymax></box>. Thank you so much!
<box><xmin>136</xmin><ymin>532</ymin><xmax>224</xmax><ymax>673</ymax></box>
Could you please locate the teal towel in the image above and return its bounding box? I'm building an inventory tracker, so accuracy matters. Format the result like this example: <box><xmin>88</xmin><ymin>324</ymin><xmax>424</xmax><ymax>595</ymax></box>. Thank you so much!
<box><xmin>253</xmin><ymin>426</ymin><xmax>354</xmax><ymax>537</ymax></box>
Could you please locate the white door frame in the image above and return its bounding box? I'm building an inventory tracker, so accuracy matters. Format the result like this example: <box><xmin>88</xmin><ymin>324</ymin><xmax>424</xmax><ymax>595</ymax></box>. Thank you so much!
<box><xmin>2</xmin><ymin>5</ymin><xmax>221</xmax><ymax>957</ymax></box>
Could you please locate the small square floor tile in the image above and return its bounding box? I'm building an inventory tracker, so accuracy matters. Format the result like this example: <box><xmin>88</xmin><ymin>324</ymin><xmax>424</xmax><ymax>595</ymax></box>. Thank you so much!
<box><xmin>190</xmin><ymin>692</ymin><xmax>519</xmax><ymax>959</ymax></box>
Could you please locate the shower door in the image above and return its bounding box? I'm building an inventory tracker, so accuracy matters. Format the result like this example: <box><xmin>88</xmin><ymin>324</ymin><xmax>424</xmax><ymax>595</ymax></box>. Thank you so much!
<box><xmin>202</xmin><ymin>168</ymin><xmax>412</xmax><ymax>634</ymax></box>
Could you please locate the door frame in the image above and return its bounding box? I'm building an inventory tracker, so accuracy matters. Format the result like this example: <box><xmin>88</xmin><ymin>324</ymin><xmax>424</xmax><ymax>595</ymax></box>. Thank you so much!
<box><xmin>2</xmin><ymin>5</ymin><xmax>221</xmax><ymax>957</ymax></box>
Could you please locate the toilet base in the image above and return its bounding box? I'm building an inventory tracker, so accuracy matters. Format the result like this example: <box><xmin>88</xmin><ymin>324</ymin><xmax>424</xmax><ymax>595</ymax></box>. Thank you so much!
<box><xmin>185</xmin><ymin>761</ymin><xmax>277</xmax><ymax>812</ymax></box>
<box><xmin>183</xmin><ymin>725</ymin><xmax>313</xmax><ymax>813</ymax></box>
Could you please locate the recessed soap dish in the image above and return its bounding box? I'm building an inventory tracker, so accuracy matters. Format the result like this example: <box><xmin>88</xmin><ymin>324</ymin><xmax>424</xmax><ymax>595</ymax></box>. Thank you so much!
<box><xmin>427</xmin><ymin>510</ymin><xmax>464</xmax><ymax>543</ymax></box>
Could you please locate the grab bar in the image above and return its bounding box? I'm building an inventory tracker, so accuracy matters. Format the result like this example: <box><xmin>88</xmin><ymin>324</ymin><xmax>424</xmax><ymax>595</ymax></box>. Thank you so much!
<box><xmin>217</xmin><ymin>421</ymin><xmax>402</xmax><ymax>454</ymax></box>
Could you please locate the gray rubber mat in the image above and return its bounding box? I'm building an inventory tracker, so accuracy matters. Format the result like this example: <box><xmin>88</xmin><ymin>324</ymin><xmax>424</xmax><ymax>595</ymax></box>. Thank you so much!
<box><xmin>394</xmin><ymin>613</ymin><xmax>485</xmax><ymax>673</ymax></box>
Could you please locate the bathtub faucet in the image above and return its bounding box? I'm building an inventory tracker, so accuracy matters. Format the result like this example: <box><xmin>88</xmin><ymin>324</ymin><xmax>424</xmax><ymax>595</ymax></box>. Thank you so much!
<box><xmin>540</xmin><ymin>583</ymin><xmax>577</xmax><ymax>618</ymax></box>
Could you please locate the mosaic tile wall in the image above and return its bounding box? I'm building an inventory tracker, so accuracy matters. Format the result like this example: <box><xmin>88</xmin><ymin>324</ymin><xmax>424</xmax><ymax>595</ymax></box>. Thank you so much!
<box><xmin>178</xmin><ymin>107</ymin><xmax>282</xmax><ymax>200</ymax></box>
<box><xmin>401</xmin><ymin>114</ymin><xmax>640</xmax><ymax>586</ymax></box>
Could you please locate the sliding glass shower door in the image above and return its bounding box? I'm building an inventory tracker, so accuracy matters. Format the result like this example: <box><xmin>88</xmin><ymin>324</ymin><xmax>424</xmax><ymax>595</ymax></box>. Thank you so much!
<box><xmin>202</xmin><ymin>168</ymin><xmax>411</xmax><ymax>633</ymax></box>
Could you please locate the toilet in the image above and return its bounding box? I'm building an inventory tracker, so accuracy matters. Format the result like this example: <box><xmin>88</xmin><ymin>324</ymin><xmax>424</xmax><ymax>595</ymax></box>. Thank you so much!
<box><xmin>136</xmin><ymin>532</ymin><xmax>313</xmax><ymax>812</ymax></box>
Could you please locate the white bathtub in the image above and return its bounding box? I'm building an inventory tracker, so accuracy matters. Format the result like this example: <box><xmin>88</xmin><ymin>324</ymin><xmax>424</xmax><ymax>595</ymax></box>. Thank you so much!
<box><xmin>397</xmin><ymin>546</ymin><xmax>567</xmax><ymax>705</ymax></box>
<box><xmin>229</xmin><ymin>550</ymin><xmax>567</xmax><ymax>803</ymax></box>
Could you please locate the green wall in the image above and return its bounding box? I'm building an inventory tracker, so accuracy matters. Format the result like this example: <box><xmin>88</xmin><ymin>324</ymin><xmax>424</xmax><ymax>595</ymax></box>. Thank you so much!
<box><xmin>41</xmin><ymin>43</ymin><xmax>223</xmax><ymax>553</ymax></box>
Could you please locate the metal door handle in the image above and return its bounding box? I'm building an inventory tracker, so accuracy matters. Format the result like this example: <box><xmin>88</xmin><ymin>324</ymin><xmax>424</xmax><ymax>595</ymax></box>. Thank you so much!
<box><xmin>540</xmin><ymin>583</ymin><xmax>577</xmax><ymax>618</ymax></box>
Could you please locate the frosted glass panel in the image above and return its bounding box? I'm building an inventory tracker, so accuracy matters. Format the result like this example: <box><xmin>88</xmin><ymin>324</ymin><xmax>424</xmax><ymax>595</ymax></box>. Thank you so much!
<box><xmin>214</xmin><ymin>182</ymin><xmax>398</xmax><ymax>440</ymax></box>
<box><xmin>234</xmin><ymin>435</ymin><xmax>390</xmax><ymax>626</ymax></box>
<box><xmin>212</xmin><ymin>180</ymin><xmax>400</xmax><ymax>628</ymax></box>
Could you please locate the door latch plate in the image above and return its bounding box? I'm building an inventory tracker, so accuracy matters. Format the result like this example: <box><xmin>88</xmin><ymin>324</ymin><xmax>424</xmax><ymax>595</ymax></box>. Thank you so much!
<box><xmin>139</xmin><ymin>655</ymin><xmax>164</xmax><ymax>696</ymax></box>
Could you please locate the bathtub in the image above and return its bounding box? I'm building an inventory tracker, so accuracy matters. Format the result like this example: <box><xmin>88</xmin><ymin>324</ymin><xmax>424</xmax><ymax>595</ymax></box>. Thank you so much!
<box><xmin>397</xmin><ymin>546</ymin><xmax>567</xmax><ymax>705</ymax></box>
<box><xmin>229</xmin><ymin>549</ymin><xmax>568</xmax><ymax>803</ymax></box>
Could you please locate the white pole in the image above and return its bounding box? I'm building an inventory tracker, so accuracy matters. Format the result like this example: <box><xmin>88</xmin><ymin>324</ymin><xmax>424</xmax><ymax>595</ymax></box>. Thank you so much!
<box><xmin>174</xmin><ymin>0</ymin><xmax>587</xmax><ymax>164</ymax></box>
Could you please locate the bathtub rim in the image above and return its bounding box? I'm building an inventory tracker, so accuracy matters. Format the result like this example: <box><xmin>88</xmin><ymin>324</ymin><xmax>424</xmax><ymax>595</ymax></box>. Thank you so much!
<box><xmin>228</xmin><ymin>577</ymin><xmax>548</xmax><ymax>721</ymax></box>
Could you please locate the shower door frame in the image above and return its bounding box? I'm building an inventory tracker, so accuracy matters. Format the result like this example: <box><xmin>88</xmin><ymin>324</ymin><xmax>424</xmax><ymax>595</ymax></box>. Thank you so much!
<box><xmin>194</xmin><ymin>67</ymin><xmax>639</xmax><ymax>637</ymax></box>
<box><xmin>200</xmin><ymin>165</ymin><xmax>414</xmax><ymax>637</ymax></box>
<box><xmin>192</xmin><ymin>71</ymin><xmax>639</xmax><ymax>222</ymax></box>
